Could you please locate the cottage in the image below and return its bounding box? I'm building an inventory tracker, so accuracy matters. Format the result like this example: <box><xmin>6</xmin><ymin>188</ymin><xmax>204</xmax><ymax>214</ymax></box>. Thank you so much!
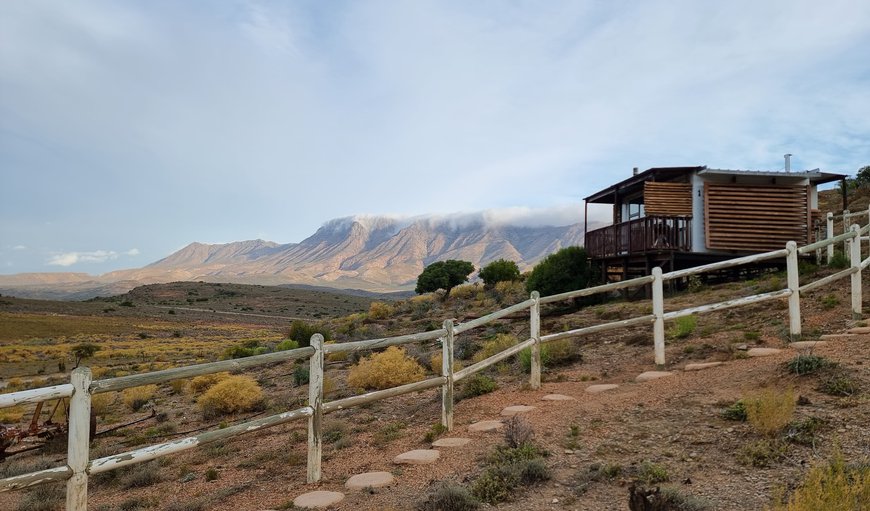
<box><xmin>583</xmin><ymin>165</ymin><xmax>846</xmax><ymax>281</ymax></box>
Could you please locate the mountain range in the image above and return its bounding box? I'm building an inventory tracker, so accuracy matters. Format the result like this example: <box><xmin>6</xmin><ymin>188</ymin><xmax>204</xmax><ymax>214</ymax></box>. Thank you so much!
<box><xmin>0</xmin><ymin>215</ymin><xmax>593</xmax><ymax>300</ymax></box>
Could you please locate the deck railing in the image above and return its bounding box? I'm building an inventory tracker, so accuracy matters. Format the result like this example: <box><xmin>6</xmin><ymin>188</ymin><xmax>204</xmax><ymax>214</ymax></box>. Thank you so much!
<box><xmin>1</xmin><ymin>212</ymin><xmax>869</xmax><ymax>509</ymax></box>
<box><xmin>585</xmin><ymin>215</ymin><xmax>691</xmax><ymax>258</ymax></box>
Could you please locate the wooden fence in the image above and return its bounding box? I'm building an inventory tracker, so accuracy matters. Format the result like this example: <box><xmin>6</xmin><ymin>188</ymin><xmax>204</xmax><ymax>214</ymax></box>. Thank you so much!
<box><xmin>1</xmin><ymin>212</ymin><xmax>869</xmax><ymax>510</ymax></box>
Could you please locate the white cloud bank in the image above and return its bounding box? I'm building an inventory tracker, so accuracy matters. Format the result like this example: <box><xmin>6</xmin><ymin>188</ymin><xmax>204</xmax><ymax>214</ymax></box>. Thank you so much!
<box><xmin>47</xmin><ymin>248</ymin><xmax>141</xmax><ymax>267</ymax></box>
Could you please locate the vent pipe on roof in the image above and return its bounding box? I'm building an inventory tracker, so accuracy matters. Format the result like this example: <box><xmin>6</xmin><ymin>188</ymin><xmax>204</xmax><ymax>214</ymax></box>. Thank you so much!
<box><xmin>784</xmin><ymin>153</ymin><xmax>792</xmax><ymax>172</ymax></box>
<box><xmin>633</xmin><ymin>167</ymin><xmax>639</xmax><ymax>176</ymax></box>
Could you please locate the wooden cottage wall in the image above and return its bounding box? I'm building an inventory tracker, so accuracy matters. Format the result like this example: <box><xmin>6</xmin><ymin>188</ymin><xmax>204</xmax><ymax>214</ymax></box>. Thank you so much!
<box><xmin>704</xmin><ymin>184</ymin><xmax>809</xmax><ymax>251</ymax></box>
<box><xmin>643</xmin><ymin>182</ymin><xmax>692</xmax><ymax>216</ymax></box>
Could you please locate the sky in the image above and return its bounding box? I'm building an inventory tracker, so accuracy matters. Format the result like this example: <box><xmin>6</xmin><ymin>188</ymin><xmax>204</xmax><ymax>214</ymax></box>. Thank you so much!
<box><xmin>2</xmin><ymin>1</ymin><xmax>869</xmax><ymax>275</ymax></box>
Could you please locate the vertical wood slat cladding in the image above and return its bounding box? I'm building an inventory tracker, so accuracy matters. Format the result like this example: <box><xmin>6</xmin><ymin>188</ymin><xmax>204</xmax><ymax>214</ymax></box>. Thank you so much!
<box><xmin>643</xmin><ymin>182</ymin><xmax>693</xmax><ymax>216</ymax></box>
<box><xmin>705</xmin><ymin>184</ymin><xmax>808</xmax><ymax>251</ymax></box>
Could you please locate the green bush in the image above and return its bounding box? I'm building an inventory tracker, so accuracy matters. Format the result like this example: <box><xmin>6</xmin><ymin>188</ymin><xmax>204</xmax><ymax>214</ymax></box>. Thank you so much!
<box><xmin>829</xmin><ymin>251</ymin><xmax>849</xmax><ymax>269</ymax></box>
<box><xmin>286</xmin><ymin>320</ymin><xmax>332</xmax><ymax>348</ymax></box>
<box><xmin>222</xmin><ymin>341</ymin><xmax>269</xmax><ymax>359</ymax></box>
<box><xmin>275</xmin><ymin>339</ymin><xmax>299</xmax><ymax>351</ymax></box>
<box><xmin>419</xmin><ymin>482</ymin><xmax>479</xmax><ymax>511</ymax></box>
<box><xmin>472</xmin><ymin>443</ymin><xmax>550</xmax><ymax>504</ymax></box>
<box><xmin>786</xmin><ymin>354</ymin><xmax>830</xmax><ymax>375</ymax></box>
<box><xmin>479</xmin><ymin>259</ymin><xmax>521</xmax><ymax>289</ymax></box>
<box><xmin>722</xmin><ymin>400</ymin><xmax>747</xmax><ymax>421</ymax></box>
<box><xmin>293</xmin><ymin>366</ymin><xmax>310</xmax><ymax>386</ymax></box>
<box><xmin>459</xmin><ymin>374</ymin><xmax>498</xmax><ymax>400</ymax></box>
<box><xmin>519</xmin><ymin>340</ymin><xmax>582</xmax><ymax>373</ymax></box>
<box><xmin>525</xmin><ymin>246</ymin><xmax>593</xmax><ymax>297</ymax></box>
<box><xmin>415</xmin><ymin>260</ymin><xmax>475</xmax><ymax>297</ymax></box>
<box><xmin>667</xmin><ymin>315</ymin><xmax>697</xmax><ymax>339</ymax></box>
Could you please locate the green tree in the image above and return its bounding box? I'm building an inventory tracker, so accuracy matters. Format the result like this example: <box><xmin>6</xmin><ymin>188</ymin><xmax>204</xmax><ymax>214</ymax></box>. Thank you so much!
<box><xmin>415</xmin><ymin>260</ymin><xmax>475</xmax><ymax>297</ymax></box>
<box><xmin>71</xmin><ymin>343</ymin><xmax>100</xmax><ymax>369</ymax></box>
<box><xmin>855</xmin><ymin>165</ymin><xmax>870</xmax><ymax>187</ymax></box>
<box><xmin>525</xmin><ymin>246</ymin><xmax>593</xmax><ymax>297</ymax></box>
<box><xmin>479</xmin><ymin>259</ymin><xmax>521</xmax><ymax>289</ymax></box>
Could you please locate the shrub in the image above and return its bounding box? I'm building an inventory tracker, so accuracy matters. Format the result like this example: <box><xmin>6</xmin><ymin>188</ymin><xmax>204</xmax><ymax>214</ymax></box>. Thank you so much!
<box><xmin>188</xmin><ymin>372</ymin><xmax>230</xmax><ymax>394</ymax></box>
<box><xmin>479</xmin><ymin>259</ymin><xmax>521</xmax><ymax>289</ymax></box>
<box><xmin>430</xmin><ymin>352</ymin><xmax>464</xmax><ymax>375</ymax></box>
<box><xmin>519</xmin><ymin>339</ymin><xmax>582</xmax><ymax>373</ymax></box>
<box><xmin>722</xmin><ymin>400</ymin><xmax>748</xmax><ymax>421</ymax></box>
<box><xmin>504</xmin><ymin>416</ymin><xmax>534</xmax><ymax>448</ymax></box>
<box><xmin>15</xmin><ymin>482</ymin><xmax>65</xmax><ymax>511</ymax></box>
<box><xmin>91</xmin><ymin>392</ymin><xmax>116</xmax><ymax>417</ymax></box>
<box><xmin>767</xmin><ymin>451</ymin><xmax>870</xmax><ymax>510</ymax></box>
<box><xmin>415</xmin><ymin>260</ymin><xmax>475</xmax><ymax>297</ymax></box>
<box><xmin>70</xmin><ymin>343</ymin><xmax>100</xmax><ymax>368</ymax></box>
<box><xmin>818</xmin><ymin>373</ymin><xmax>859</xmax><ymax>396</ymax></box>
<box><xmin>785</xmin><ymin>417</ymin><xmax>828</xmax><ymax>446</ymax></box>
<box><xmin>419</xmin><ymin>482</ymin><xmax>480</xmax><ymax>511</ymax></box>
<box><xmin>667</xmin><ymin>315</ymin><xmax>697</xmax><ymax>339</ymax></box>
<box><xmin>293</xmin><ymin>366</ymin><xmax>310</xmax><ymax>386</ymax></box>
<box><xmin>122</xmin><ymin>385</ymin><xmax>158</xmax><ymax>412</ymax></box>
<box><xmin>739</xmin><ymin>438</ymin><xmax>787</xmax><ymax>467</ymax></box>
<box><xmin>286</xmin><ymin>320</ymin><xmax>332</xmax><ymax>348</ymax></box>
<box><xmin>222</xmin><ymin>341</ymin><xmax>269</xmax><ymax>359</ymax></box>
<box><xmin>786</xmin><ymin>354</ymin><xmax>830</xmax><ymax>375</ymax></box>
<box><xmin>458</xmin><ymin>374</ymin><xmax>498</xmax><ymax>400</ymax></box>
<box><xmin>820</xmin><ymin>294</ymin><xmax>840</xmax><ymax>309</ymax></box>
<box><xmin>472</xmin><ymin>334</ymin><xmax>518</xmax><ymax>364</ymax></box>
<box><xmin>205</xmin><ymin>467</ymin><xmax>219</xmax><ymax>481</ymax></box>
<box><xmin>368</xmin><ymin>301</ymin><xmax>394</xmax><ymax>320</ymax></box>
<box><xmin>0</xmin><ymin>405</ymin><xmax>24</xmax><ymax>423</ymax></box>
<box><xmin>745</xmin><ymin>388</ymin><xmax>795</xmax><ymax>437</ymax></box>
<box><xmin>120</xmin><ymin>461</ymin><xmax>161</xmax><ymax>488</ymax></box>
<box><xmin>472</xmin><ymin>443</ymin><xmax>549</xmax><ymax>504</ymax></box>
<box><xmin>828</xmin><ymin>251</ymin><xmax>848</xmax><ymax>269</ymax></box>
<box><xmin>424</xmin><ymin>423</ymin><xmax>449</xmax><ymax>443</ymax></box>
<box><xmin>525</xmin><ymin>246</ymin><xmax>592</xmax><ymax>297</ymax></box>
<box><xmin>636</xmin><ymin>461</ymin><xmax>669</xmax><ymax>484</ymax></box>
<box><xmin>347</xmin><ymin>346</ymin><xmax>426</xmax><ymax>390</ymax></box>
<box><xmin>493</xmin><ymin>280</ymin><xmax>526</xmax><ymax>305</ymax></box>
<box><xmin>275</xmin><ymin>339</ymin><xmax>299</xmax><ymax>351</ymax></box>
<box><xmin>169</xmin><ymin>379</ymin><xmax>187</xmax><ymax>395</ymax></box>
<box><xmin>197</xmin><ymin>376</ymin><xmax>264</xmax><ymax>418</ymax></box>
<box><xmin>449</xmin><ymin>283</ymin><xmax>479</xmax><ymax>300</ymax></box>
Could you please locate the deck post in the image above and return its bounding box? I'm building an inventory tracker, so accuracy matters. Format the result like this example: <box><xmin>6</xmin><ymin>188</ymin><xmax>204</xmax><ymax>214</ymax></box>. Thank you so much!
<box><xmin>826</xmin><ymin>212</ymin><xmax>834</xmax><ymax>263</ymax></box>
<box><xmin>306</xmin><ymin>333</ymin><xmax>324</xmax><ymax>483</ymax></box>
<box><xmin>529</xmin><ymin>291</ymin><xmax>542</xmax><ymax>389</ymax></box>
<box><xmin>786</xmin><ymin>241</ymin><xmax>801</xmax><ymax>340</ymax></box>
<box><xmin>850</xmin><ymin>224</ymin><xmax>862</xmax><ymax>319</ymax></box>
<box><xmin>843</xmin><ymin>210</ymin><xmax>850</xmax><ymax>256</ymax></box>
<box><xmin>441</xmin><ymin>320</ymin><xmax>455</xmax><ymax>431</ymax></box>
<box><xmin>67</xmin><ymin>367</ymin><xmax>92</xmax><ymax>511</ymax></box>
<box><xmin>651</xmin><ymin>267</ymin><xmax>665</xmax><ymax>365</ymax></box>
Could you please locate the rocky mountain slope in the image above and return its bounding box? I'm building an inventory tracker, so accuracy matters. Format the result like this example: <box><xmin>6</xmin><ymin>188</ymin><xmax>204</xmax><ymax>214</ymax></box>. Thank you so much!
<box><xmin>0</xmin><ymin>215</ymin><xmax>590</xmax><ymax>299</ymax></box>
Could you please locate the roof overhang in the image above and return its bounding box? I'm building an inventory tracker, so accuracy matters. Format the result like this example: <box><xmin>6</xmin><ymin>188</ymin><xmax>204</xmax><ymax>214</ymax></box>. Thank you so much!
<box><xmin>584</xmin><ymin>166</ymin><xmax>705</xmax><ymax>204</ymax></box>
<box><xmin>699</xmin><ymin>168</ymin><xmax>847</xmax><ymax>185</ymax></box>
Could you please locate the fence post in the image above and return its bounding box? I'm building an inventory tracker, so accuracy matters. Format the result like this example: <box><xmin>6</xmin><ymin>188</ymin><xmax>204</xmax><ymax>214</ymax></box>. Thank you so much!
<box><xmin>827</xmin><ymin>212</ymin><xmax>835</xmax><ymax>263</ymax></box>
<box><xmin>843</xmin><ymin>210</ymin><xmax>850</xmax><ymax>255</ymax></box>
<box><xmin>786</xmin><ymin>241</ymin><xmax>801</xmax><ymax>340</ymax></box>
<box><xmin>441</xmin><ymin>320</ymin><xmax>454</xmax><ymax>431</ymax></box>
<box><xmin>651</xmin><ymin>267</ymin><xmax>665</xmax><ymax>366</ymax></box>
<box><xmin>66</xmin><ymin>367</ymin><xmax>92</xmax><ymax>511</ymax></box>
<box><xmin>529</xmin><ymin>291</ymin><xmax>541</xmax><ymax>389</ymax></box>
<box><xmin>306</xmin><ymin>333</ymin><xmax>324</xmax><ymax>483</ymax></box>
<box><xmin>850</xmin><ymin>224</ymin><xmax>862</xmax><ymax>319</ymax></box>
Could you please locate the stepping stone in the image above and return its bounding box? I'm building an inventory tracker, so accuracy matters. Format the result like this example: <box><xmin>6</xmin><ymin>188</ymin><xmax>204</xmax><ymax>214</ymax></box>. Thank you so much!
<box><xmin>821</xmin><ymin>333</ymin><xmax>857</xmax><ymax>340</ymax></box>
<box><xmin>432</xmin><ymin>437</ymin><xmax>471</xmax><ymax>448</ymax></box>
<box><xmin>848</xmin><ymin>326</ymin><xmax>870</xmax><ymax>334</ymax></box>
<box><xmin>684</xmin><ymin>362</ymin><xmax>723</xmax><ymax>371</ymax></box>
<box><xmin>345</xmin><ymin>471</ymin><xmax>394</xmax><ymax>490</ymax></box>
<box><xmin>500</xmin><ymin>405</ymin><xmax>536</xmax><ymax>416</ymax></box>
<box><xmin>542</xmin><ymin>393</ymin><xmax>575</xmax><ymax>401</ymax></box>
<box><xmin>585</xmin><ymin>384</ymin><xmax>620</xmax><ymax>394</ymax></box>
<box><xmin>635</xmin><ymin>371</ymin><xmax>674</xmax><ymax>382</ymax></box>
<box><xmin>393</xmin><ymin>449</ymin><xmax>440</xmax><ymax>465</ymax></box>
<box><xmin>293</xmin><ymin>490</ymin><xmax>345</xmax><ymax>509</ymax></box>
<box><xmin>468</xmin><ymin>420</ymin><xmax>503</xmax><ymax>432</ymax></box>
<box><xmin>747</xmin><ymin>348</ymin><xmax>782</xmax><ymax>357</ymax></box>
<box><xmin>789</xmin><ymin>341</ymin><xmax>828</xmax><ymax>350</ymax></box>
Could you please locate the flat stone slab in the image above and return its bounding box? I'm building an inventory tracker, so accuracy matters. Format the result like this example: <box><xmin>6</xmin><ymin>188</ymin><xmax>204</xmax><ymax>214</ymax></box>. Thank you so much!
<box><xmin>635</xmin><ymin>371</ymin><xmax>674</xmax><ymax>382</ymax></box>
<box><xmin>821</xmin><ymin>333</ymin><xmax>857</xmax><ymax>340</ymax></box>
<box><xmin>432</xmin><ymin>437</ymin><xmax>471</xmax><ymax>448</ymax></box>
<box><xmin>500</xmin><ymin>405</ymin><xmax>536</xmax><ymax>416</ymax></box>
<box><xmin>345</xmin><ymin>471</ymin><xmax>394</xmax><ymax>490</ymax></box>
<box><xmin>789</xmin><ymin>341</ymin><xmax>828</xmax><ymax>349</ymax></box>
<box><xmin>585</xmin><ymin>384</ymin><xmax>620</xmax><ymax>394</ymax></box>
<box><xmin>293</xmin><ymin>491</ymin><xmax>345</xmax><ymax>509</ymax></box>
<box><xmin>468</xmin><ymin>420</ymin><xmax>503</xmax><ymax>432</ymax></box>
<box><xmin>747</xmin><ymin>347</ymin><xmax>782</xmax><ymax>357</ymax></box>
<box><xmin>542</xmin><ymin>393</ymin><xmax>575</xmax><ymax>401</ymax></box>
<box><xmin>393</xmin><ymin>449</ymin><xmax>440</xmax><ymax>465</ymax></box>
<box><xmin>684</xmin><ymin>362</ymin><xmax>723</xmax><ymax>371</ymax></box>
<box><xmin>848</xmin><ymin>326</ymin><xmax>870</xmax><ymax>334</ymax></box>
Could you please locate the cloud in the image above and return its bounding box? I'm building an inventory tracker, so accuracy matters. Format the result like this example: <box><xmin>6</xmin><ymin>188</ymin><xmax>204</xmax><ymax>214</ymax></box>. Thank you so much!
<box><xmin>12</xmin><ymin>245</ymin><xmax>26</xmax><ymax>250</ymax></box>
<box><xmin>47</xmin><ymin>250</ymin><xmax>119</xmax><ymax>267</ymax></box>
<box><xmin>125</xmin><ymin>248</ymin><xmax>140</xmax><ymax>256</ymax></box>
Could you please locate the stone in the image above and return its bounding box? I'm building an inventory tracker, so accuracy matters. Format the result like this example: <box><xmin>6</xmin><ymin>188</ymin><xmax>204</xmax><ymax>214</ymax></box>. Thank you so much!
<box><xmin>393</xmin><ymin>449</ymin><xmax>440</xmax><ymax>465</ymax></box>
<box><xmin>747</xmin><ymin>347</ymin><xmax>782</xmax><ymax>357</ymax></box>
<box><xmin>789</xmin><ymin>341</ymin><xmax>828</xmax><ymax>350</ymax></box>
<box><xmin>432</xmin><ymin>437</ymin><xmax>471</xmax><ymax>447</ymax></box>
<box><xmin>293</xmin><ymin>491</ymin><xmax>345</xmax><ymax>509</ymax></box>
<box><xmin>345</xmin><ymin>471</ymin><xmax>394</xmax><ymax>490</ymax></box>
<box><xmin>821</xmin><ymin>333</ymin><xmax>856</xmax><ymax>340</ymax></box>
<box><xmin>848</xmin><ymin>326</ymin><xmax>870</xmax><ymax>334</ymax></box>
<box><xmin>684</xmin><ymin>362</ymin><xmax>723</xmax><ymax>371</ymax></box>
<box><xmin>635</xmin><ymin>371</ymin><xmax>674</xmax><ymax>382</ymax></box>
<box><xmin>542</xmin><ymin>393</ymin><xmax>575</xmax><ymax>401</ymax></box>
<box><xmin>585</xmin><ymin>384</ymin><xmax>620</xmax><ymax>394</ymax></box>
<box><xmin>468</xmin><ymin>420</ymin><xmax>503</xmax><ymax>432</ymax></box>
<box><xmin>500</xmin><ymin>405</ymin><xmax>536</xmax><ymax>416</ymax></box>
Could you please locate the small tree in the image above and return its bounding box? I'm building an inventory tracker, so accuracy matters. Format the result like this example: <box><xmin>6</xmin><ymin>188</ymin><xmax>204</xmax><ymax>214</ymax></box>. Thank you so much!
<box><xmin>479</xmin><ymin>259</ymin><xmax>521</xmax><ymax>289</ymax></box>
<box><xmin>415</xmin><ymin>260</ymin><xmax>475</xmax><ymax>297</ymax></box>
<box><xmin>525</xmin><ymin>246</ymin><xmax>592</xmax><ymax>297</ymax></box>
<box><xmin>855</xmin><ymin>165</ymin><xmax>870</xmax><ymax>187</ymax></box>
<box><xmin>71</xmin><ymin>343</ymin><xmax>100</xmax><ymax>369</ymax></box>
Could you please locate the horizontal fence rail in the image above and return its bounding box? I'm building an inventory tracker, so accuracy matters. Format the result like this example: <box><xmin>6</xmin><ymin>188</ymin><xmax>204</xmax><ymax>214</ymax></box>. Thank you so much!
<box><xmin>1</xmin><ymin>208</ymin><xmax>867</xmax><ymax>509</ymax></box>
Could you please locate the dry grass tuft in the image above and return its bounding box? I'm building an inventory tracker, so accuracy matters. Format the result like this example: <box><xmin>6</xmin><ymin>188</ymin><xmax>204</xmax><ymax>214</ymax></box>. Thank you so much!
<box><xmin>188</xmin><ymin>372</ymin><xmax>231</xmax><ymax>394</ymax></box>
<box><xmin>745</xmin><ymin>388</ymin><xmax>795</xmax><ymax>437</ymax></box>
<box><xmin>197</xmin><ymin>375</ymin><xmax>264</xmax><ymax>418</ymax></box>
<box><xmin>347</xmin><ymin>346</ymin><xmax>426</xmax><ymax>390</ymax></box>
<box><xmin>368</xmin><ymin>301</ymin><xmax>395</xmax><ymax>320</ymax></box>
<box><xmin>768</xmin><ymin>452</ymin><xmax>870</xmax><ymax>510</ymax></box>
<box><xmin>122</xmin><ymin>385</ymin><xmax>158</xmax><ymax>412</ymax></box>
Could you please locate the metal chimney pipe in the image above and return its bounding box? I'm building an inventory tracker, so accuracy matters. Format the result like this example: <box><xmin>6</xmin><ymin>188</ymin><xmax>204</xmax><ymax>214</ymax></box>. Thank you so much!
<box><xmin>633</xmin><ymin>167</ymin><xmax>639</xmax><ymax>176</ymax></box>
<box><xmin>784</xmin><ymin>153</ymin><xmax>792</xmax><ymax>172</ymax></box>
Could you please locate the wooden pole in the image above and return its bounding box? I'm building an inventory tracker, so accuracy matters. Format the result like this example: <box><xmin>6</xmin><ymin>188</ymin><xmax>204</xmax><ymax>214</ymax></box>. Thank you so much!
<box><xmin>66</xmin><ymin>367</ymin><xmax>92</xmax><ymax>511</ymax></box>
<box><xmin>850</xmin><ymin>224</ymin><xmax>862</xmax><ymax>319</ymax></box>
<box><xmin>826</xmin><ymin>212</ymin><xmax>835</xmax><ymax>263</ymax></box>
<box><xmin>786</xmin><ymin>241</ymin><xmax>801</xmax><ymax>340</ymax></box>
<box><xmin>529</xmin><ymin>291</ymin><xmax>541</xmax><ymax>389</ymax></box>
<box><xmin>651</xmin><ymin>267</ymin><xmax>665</xmax><ymax>366</ymax></box>
<box><xmin>441</xmin><ymin>320</ymin><xmax>454</xmax><ymax>431</ymax></box>
<box><xmin>306</xmin><ymin>334</ymin><xmax>324</xmax><ymax>483</ymax></box>
<box><xmin>843</xmin><ymin>210</ymin><xmax>850</xmax><ymax>256</ymax></box>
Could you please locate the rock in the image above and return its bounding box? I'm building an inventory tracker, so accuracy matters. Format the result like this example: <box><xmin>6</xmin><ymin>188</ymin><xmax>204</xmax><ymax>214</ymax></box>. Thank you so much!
<box><xmin>345</xmin><ymin>471</ymin><xmax>394</xmax><ymax>490</ymax></box>
<box><xmin>735</xmin><ymin>343</ymin><xmax>749</xmax><ymax>350</ymax></box>
<box><xmin>293</xmin><ymin>491</ymin><xmax>345</xmax><ymax>509</ymax></box>
<box><xmin>468</xmin><ymin>420</ymin><xmax>503</xmax><ymax>432</ymax></box>
<box><xmin>432</xmin><ymin>437</ymin><xmax>471</xmax><ymax>447</ymax></box>
<box><xmin>635</xmin><ymin>371</ymin><xmax>674</xmax><ymax>382</ymax></box>
<box><xmin>848</xmin><ymin>326</ymin><xmax>870</xmax><ymax>334</ymax></box>
<box><xmin>585</xmin><ymin>384</ymin><xmax>620</xmax><ymax>394</ymax></box>
<box><xmin>684</xmin><ymin>362</ymin><xmax>723</xmax><ymax>371</ymax></box>
<box><xmin>500</xmin><ymin>405</ymin><xmax>536</xmax><ymax>416</ymax></box>
<box><xmin>542</xmin><ymin>393</ymin><xmax>575</xmax><ymax>401</ymax></box>
<box><xmin>820</xmin><ymin>333</ymin><xmax>856</xmax><ymax>340</ymax></box>
<box><xmin>747</xmin><ymin>348</ymin><xmax>782</xmax><ymax>357</ymax></box>
<box><xmin>789</xmin><ymin>341</ymin><xmax>828</xmax><ymax>349</ymax></box>
<box><xmin>393</xmin><ymin>449</ymin><xmax>440</xmax><ymax>465</ymax></box>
